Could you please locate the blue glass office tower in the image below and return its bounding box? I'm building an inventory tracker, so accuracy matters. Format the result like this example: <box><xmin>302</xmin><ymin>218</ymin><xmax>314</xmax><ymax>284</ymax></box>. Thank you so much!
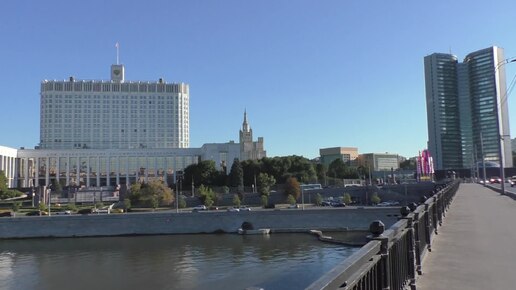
<box><xmin>425</xmin><ymin>46</ymin><xmax>512</xmax><ymax>170</ymax></box>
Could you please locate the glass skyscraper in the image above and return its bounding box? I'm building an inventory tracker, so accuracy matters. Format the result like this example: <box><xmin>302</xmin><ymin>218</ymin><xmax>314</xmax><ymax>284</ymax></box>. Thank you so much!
<box><xmin>424</xmin><ymin>46</ymin><xmax>512</xmax><ymax>170</ymax></box>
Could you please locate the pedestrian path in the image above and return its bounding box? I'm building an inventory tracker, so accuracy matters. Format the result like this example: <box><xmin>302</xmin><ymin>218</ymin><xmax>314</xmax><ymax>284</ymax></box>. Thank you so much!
<box><xmin>417</xmin><ymin>183</ymin><xmax>516</xmax><ymax>289</ymax></box>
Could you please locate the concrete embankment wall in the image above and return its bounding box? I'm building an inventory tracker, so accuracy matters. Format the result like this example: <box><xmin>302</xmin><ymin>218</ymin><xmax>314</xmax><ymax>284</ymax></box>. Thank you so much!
<box><xmin>0</xmin><ymin>208</ymin><xmax>400</xmax><ymax>239</ymax></box>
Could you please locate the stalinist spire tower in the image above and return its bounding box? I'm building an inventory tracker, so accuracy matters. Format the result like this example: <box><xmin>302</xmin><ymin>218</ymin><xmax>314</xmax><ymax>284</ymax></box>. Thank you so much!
<box><xmin>240</xmin><ymin>109</ymin><xmax>253</xmax><ymax>144</ymax></box>
<box><xmin>239</xmin><ymin>110</ymin><xmax>266</xmax><ymax>161</ymax></box>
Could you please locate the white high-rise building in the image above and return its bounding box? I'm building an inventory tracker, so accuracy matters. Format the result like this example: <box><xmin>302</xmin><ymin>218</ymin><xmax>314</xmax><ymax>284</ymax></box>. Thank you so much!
<box><xmin>40</xmin><ymin>64</ymin><xmax>189</xmax><ymax>150</ymax></box>
<box><xmin>424</xmin><ymin>46</ymin><xmax>512</xmax><ymax>170</ymax></box>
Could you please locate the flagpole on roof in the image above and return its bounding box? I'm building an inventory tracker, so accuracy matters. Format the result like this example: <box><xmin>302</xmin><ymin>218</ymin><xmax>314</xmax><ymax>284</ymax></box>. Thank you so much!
<box><xmin>115</xmin><ymin>42</ymin><xmax>120</xmax><ymax>65</ymax></box>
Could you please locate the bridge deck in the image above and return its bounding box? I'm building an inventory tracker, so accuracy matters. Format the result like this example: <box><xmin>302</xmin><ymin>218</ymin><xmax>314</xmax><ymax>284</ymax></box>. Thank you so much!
<box><xmin>417</xmin><ymin>183</ymin><xmax>516</xmax><ymax>289</ymax></box>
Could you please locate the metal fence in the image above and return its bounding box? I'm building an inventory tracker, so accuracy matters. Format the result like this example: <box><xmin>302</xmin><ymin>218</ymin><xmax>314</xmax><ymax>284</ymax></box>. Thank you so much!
<box><xmin>306</xmin><ymin>179</ymin><xmax>460</xmax><ymax>290</ymax></box>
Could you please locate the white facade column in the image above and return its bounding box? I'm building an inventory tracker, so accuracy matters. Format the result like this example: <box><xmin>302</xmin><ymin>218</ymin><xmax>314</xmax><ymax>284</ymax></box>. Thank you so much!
<box><xmin>145</xmin><ymin>157</ymin><xmax>149</xmax><ymax>183</ymax></box>
<box><xmin>24</xmin><ymin>158</ymin><xmax>29</xmax><ymax>188</ymax></box>
<box><xmin>66</xmin><ymin>156</ymin><xmax>70</xmax><ymax>186</ymax></box>
<box><xmin>86</xmin><ymin>157</ymin><xmax>90</xmax><ymax>187</ymax></box>
<box><xmin>76</xmin><ymin>158</ymin><xmax>80</xmax><ymax>186</ymax></box>
<box><xmin>45</xmin><ymin>158</ymin><xmax>50</xmax><ymax>187</ymax></box>
<box><xmin>35</xmin><ymin>158</ymin><xmax>39</xmax><ymax>187</ymax></box>
<box><xmin>115</xmin><ymin>157</ymin><xmax>120</xmax><ymax>186</ymax></box>
<box><xmin>106</xmin><ymin>156</ymin><xmax>111</xmax><ymax>186</ymax></box>
<box><xmin>96</xmin><ymin>156</ymin><xmax>100</xmax><ymax>187</ymax></box>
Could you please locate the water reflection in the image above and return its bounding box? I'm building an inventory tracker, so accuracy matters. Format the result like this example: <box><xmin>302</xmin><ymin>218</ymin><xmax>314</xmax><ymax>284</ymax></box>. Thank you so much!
<box><xmin>0</xmin><ymin>234</ymin><xmax>358</xmax><ymax>290</ymax></box>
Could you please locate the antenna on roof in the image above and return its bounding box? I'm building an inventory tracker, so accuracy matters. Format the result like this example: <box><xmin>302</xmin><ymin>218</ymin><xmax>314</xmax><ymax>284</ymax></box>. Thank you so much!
<box><xmin>115</xmin><ymin>42</ymin><xmax>120</xmax><ymax>65</ymax></box>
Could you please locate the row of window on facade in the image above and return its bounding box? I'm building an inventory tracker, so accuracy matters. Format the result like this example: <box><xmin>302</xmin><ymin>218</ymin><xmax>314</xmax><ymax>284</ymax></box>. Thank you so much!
<box><xmin>42</xmin><ymin>81</ymin><xmax>188</xmax><ymax>94</ymax></box>
<box><xmin>17</xmin><ymin>156</ymin><xmax>198</xmax><ymax>179</ymax></box>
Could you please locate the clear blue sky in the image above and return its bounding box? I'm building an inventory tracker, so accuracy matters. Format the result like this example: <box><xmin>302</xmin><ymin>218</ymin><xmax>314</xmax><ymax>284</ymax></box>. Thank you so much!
<box><xmin>2</xmin><ymin>0</ymin><xmax>516</xmax><ymax>159</ymax></box>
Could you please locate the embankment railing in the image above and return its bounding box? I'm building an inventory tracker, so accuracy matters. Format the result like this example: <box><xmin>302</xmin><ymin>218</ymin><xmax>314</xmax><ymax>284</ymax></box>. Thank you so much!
<box><xmin>306</xmin><ymin>179</ymin><xmax>460</xmax><ymax>290</ymax></box>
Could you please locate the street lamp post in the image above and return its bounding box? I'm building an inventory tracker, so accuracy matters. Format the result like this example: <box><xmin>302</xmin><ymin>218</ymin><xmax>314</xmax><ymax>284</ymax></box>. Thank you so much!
<box><xmin>301</xmin><ymin>187</ymin><xmax>305</xmax><ymax>210</ymax></box>
<box><xmin>495</xmin><ymin>57</ymin><xmax>516</xmax><ymax>195</ymax></box>
<box><xmin>480</xmin><ymin>132</ymin><xmax>487</xmax><ymax>186</ymax></box>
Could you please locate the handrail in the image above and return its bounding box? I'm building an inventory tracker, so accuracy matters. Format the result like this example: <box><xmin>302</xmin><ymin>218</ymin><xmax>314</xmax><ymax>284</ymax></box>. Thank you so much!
<box><xmin>306</xmin><ymin>179</ymin><xmax>460</xmax><ymax>290</ymax></box>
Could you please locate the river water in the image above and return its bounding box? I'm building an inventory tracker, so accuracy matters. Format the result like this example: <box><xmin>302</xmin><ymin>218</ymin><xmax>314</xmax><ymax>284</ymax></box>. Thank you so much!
<box><xmin>0</xmin><ymin>234</ymin><xmax>358</xmax><ymax>290</ymax></box>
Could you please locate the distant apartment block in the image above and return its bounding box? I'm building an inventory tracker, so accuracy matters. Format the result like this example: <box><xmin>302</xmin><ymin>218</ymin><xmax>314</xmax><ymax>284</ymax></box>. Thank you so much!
<box><xmin>357</xmin><ymin>153</ymin><xmax>399</xmax><ymax>171</ymax></box>
<box><xmin>424</xmin><ymin>46</ymin><xmax>512</xmax><ymax>170</ymax></box>
<box><xmin>39</xmin><ymin>64</ymin><xmax>189</xmax><ymax>150</ymax></box>
<box><xmin>319</xmin><ymin>147</ymin><xmax>358</xmax><ymax>167</ymax></box>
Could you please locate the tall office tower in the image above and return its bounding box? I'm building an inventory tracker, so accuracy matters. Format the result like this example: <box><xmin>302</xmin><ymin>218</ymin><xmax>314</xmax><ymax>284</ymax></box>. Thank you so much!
<box><xmin>39</xmin><ymin>64</ymin><xmax>189</xmax><ymax>149</ymax></box>
<box><xmin>425</xmin><ymin>46</ymin><xmax>512</xmax><ymax>170</ymax></box>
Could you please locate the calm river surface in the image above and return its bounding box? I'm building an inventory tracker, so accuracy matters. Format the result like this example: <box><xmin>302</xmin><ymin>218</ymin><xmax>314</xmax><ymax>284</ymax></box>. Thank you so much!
<box><xmin>0</xmin><ymin>234</ymin><xmax>358</xmax><ymax>290</ymax></box>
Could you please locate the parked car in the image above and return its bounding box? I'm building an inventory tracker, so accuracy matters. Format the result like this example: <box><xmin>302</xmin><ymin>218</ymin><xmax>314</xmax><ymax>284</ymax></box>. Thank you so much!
<box><xmin>238</xmin><ymin>206</ymin><xmax>251</xmax><ymax>211</ymax></box>
<box><xmin>0</xmin><ymin>211</ymin><xmax>13</xmax><ymax>217</ymax></box>
<box><xmin>510</xmin><ymin>176</ymin><xmax>516</xmax><ymax>187</ymax></box>
<box><xmin>227</xmin><ymin>207</ymin><xmax>240</xmax><ymax>212</ymax></box>
<box><xmin>288</xmin><ymin>204</ymin><xmax>300</xmax><ymax>209</ymax></box>
<box><xmin>321</xmin><ymin>201</ymin><xmax>332</xmax><ymax>207</ymax></box>
<box><xmin>489</xmin><ymin>176</ymin><xmax>502</xmax><ymax>184</ymax></box>
<box><xmin>78</xmin><ymin>208</ymin><xmax>93</xmax><ymax>215</ymax></box>
<box><xmin>192</xmin><ymin>205</ymin><xmax>207</xmax><ymax>212</ymax></box>
<box><xmin>331</xmin><ymin>202</ymin><xmax>346</xmax><ymax>207</ymax></box>
<box><xmin>54</xmin><ymin>210</ymin><xmax>72</xmax><ymax>215</ymax></box>
<box><xmin>92</xmin><ymin>208</ymin><xmax>109</xmax><ymax>214</ymax></box>
<box><xmin>26</xmin><ymin>210</ymin><xmax>48</xmax><ymax>216</ymax></box>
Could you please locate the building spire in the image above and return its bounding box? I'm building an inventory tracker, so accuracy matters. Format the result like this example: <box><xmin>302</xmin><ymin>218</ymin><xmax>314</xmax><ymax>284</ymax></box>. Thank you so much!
<box><xmin>243</xmin><ymin>109</ymin><xmax>250</xmax><ymax>132</ymax></box>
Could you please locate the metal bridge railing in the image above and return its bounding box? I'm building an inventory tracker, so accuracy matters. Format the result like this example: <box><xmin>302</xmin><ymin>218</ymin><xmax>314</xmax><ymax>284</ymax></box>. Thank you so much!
<box><xmin>306</xmin><ymin>179</ymin><xmax>460</xmax><ymax>290</ymax></box>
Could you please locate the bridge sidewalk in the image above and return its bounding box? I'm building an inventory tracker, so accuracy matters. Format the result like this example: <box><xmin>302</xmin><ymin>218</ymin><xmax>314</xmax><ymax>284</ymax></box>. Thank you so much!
<box><xmin>417</xmin><ymin>183</ymin><xmax>516</xmax><ymax>290</ymax></box>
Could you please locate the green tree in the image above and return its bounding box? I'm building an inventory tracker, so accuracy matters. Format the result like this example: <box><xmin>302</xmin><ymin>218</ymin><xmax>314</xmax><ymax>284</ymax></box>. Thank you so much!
<box><xmin>328</xmin><ymin>159</ymin><xmax>359</xmax><ymax>179</ymax></box>
<box><xmin>287</xmin><ymin>194</ymin><xmax>296</xmax><ymax>205</ymax></box>
<box><xmin>38</xmin><ymin>202</ymin><xmax>47</xmax><ymax>213</ymax></box>
<box><xmin>198</xmin><ymin>184</ymin><xmax>216</xmax><ymax>205</ymax></box>
<box><xmin>54</xmin><ymin>181</ymin><xmax>63</xmax><ymax>194</ymax></box>
<box><xmin>12</xmin><ymin>201</ymin><xmax>21</xmax><ymax>212</ymax></box>
<box><xmin>315</xmin><ymin>193</ymin><xmax>323</xmax><ymax>206</ymax></box>
<box><xmin>221</xmin><ymin>186</ymin><xmax>230</xmax><ymax>194</ymax></box>
<box><xmin>178</xmin><ymin>195</ymin><xmax>187</xmax><ymax>208</ymax></box>
<box><xmin>258</xmin><ymin>173</ymin><xmax>276</xmax><ymax>196</ymax></box>
<box><xmin>66</xmin><ymin>203</ymin><xmax>78</xmax><ymax>212</ymax></box>
<box><xmin>150</xmin><ymin>196</ymin><xmax>159</xmax><ymax>210</ymax></box>
<box><xmin>123</xmin><ymin>199</ymin><xmax>132</xmax><ymax>211</ymax></box>
<box><xmin>241</xmin><ymin>159</ymin><xmax>262</xmax><ymax>187</ymax></box>
<box><xmin>0</xmin><ymin>170</ymin><xmax>8</xmax><ymax>192</ymax></box>
<box><xmin>204</xmin><ymin>195</ymin><xmax>214</xmax><ymax>207</ymax></box>
<box><xmin>0</xmin><ymin>171</ymin><xmax>23</xmax><ymax>200</ymax></box>
<box><xmin>128</xmin><ymin>182</ymin><xmax>142</xmax><ymax>205</ymax></box>
<box><xmin>284</xmin><ymin>177</ymin><xmax>301</xmax><ymax>199</ymax></box>
<box><xmin>229</xmin><ymin>158</ymin><xmax>244</xmax><ymax>192</ymax></box>
<box><xmin>399</xmin><ymin>159</ymin><xmax>416</xmax><ymax>170</ymax></box>
<box><xmin>261</xmin><ymin>195</ymin><xmax>268</xmax><ymax>207</ymax></box>
<box><xmin>316</xmin><ymin>164</ymin><xmax>327</xmax><ymax>185</ymax></box>
<box><xmin>371</xmin><ymin>193</ymin><xmax>381</xmax><ymax>205</ymax></box>
<box><xmin>232</xmin><ymin>194</ymin><xmax>241</xmax><ymax>207</ymax></box>
<box><xmin>184</xmin><ymin>160</ymin><xmax>219</xmax><ymax>187</ymax></box>
<box><xmin>128</xmin><ymin>180</ymin><xmax>174</xmax><ymax>207</ymax></box>
<box><xmin>343</xmin><ymin>193</ymin><xmax>352</xmax><ymax>204</ymax></box>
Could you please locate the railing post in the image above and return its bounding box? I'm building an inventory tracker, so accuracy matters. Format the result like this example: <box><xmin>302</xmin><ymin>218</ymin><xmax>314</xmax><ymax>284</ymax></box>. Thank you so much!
<box><xmin>432</xmin><ymin>196</ymin><xmax>439</xmax><ymax>233</ymax></box>
<box><xmin>400</xmin><ymin>207</ymin><xmax>417</xmax><ymax>290</ymax></box>
<box><xmin>412</xmin><ymin>210</ymin><xmax>423</xmax><ymax>275</ymax></box>
<box><xmin>424</xmin><ymin>203</ymin><xmax>432</xmax><ymax>252</ymax></box>
<box><xmin>370</xmin><ymin>220</ymin><xmax>390</xmax><ymax>290</ymax></box>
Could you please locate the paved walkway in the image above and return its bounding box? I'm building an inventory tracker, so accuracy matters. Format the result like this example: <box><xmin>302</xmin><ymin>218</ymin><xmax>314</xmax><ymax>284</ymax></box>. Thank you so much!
<box><xmin>417</xmin><ymin>183</ymin><xmax>516</xmax><ymax>290</ymax></box>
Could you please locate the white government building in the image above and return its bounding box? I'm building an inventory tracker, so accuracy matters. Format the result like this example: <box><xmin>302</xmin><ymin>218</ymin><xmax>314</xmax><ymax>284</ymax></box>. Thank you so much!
<box><xmin>0</xmin><ymin>64</ymin><xmax>265</xmax><ymax>189</ymax></box>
